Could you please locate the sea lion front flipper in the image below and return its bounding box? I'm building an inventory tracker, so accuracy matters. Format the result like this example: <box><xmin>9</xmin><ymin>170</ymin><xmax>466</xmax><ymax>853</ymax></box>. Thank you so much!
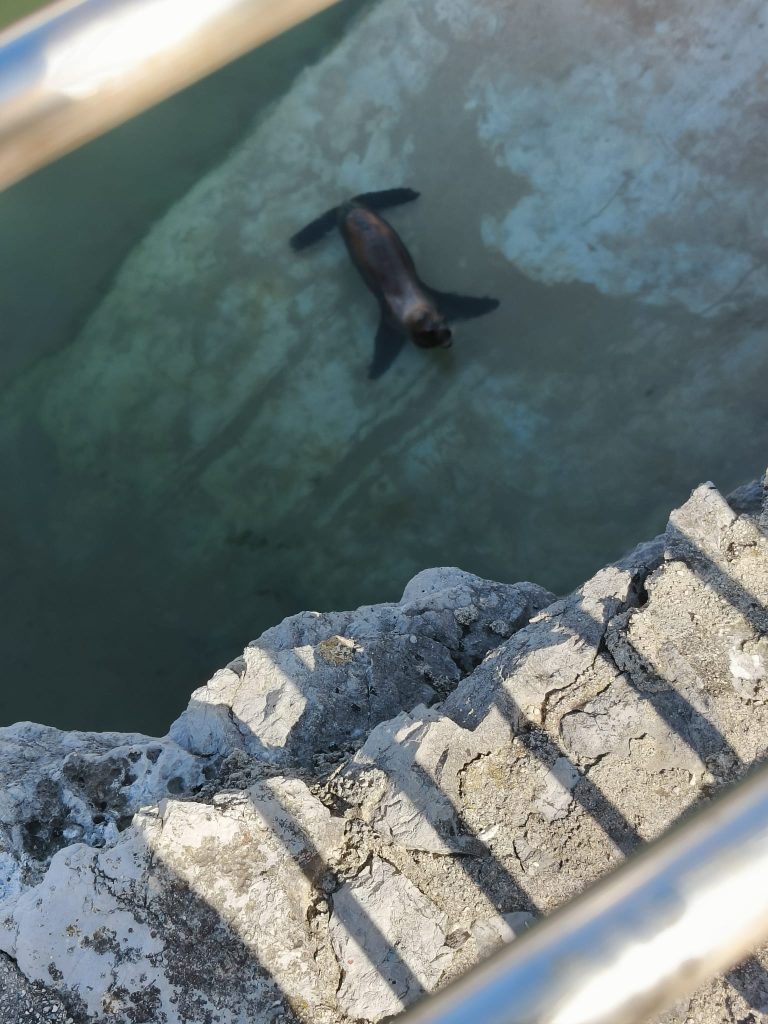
<box><xmin>427</xmin><ymin>289</ymin><xmax>500</xmax><ymax>322</ymax></box>
<box><xmin>352</xmin><ymin>188</ymin><xmax>420</xmax><ymax>211</ymax></box>
<box><xmin>368</xmin><ymin>317</ymin><xmax>407</xmax><ymax>380</ymax></box>
<box><xmin>290</xmin><ymin>206</ymin><xmax>340</xmax><ymax>251</ymax></box>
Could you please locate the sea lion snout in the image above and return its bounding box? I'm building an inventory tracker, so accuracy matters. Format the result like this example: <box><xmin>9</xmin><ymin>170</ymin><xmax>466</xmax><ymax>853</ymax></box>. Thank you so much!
<box><xmin>410</xmin><ymin>310</ymin><xmax>452</xmax><ymax>349</ymax></box>
<box><xmin>414</xmin><ymin>325</ymin><xmax>452</xmax><ymax>349</ymax></box>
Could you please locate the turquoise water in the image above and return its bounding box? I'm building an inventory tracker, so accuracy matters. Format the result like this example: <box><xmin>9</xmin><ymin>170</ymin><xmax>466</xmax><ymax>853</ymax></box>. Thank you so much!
<box><xmin>0</xmin><ymin>1</ymin><xmax>374</xmax><ymax>731</ymax></box>
<box><xmin>0</xmin><ymin>1</ymin><xmax>369</xmax><ymax>391</ymax></box>
<box><xmin>1</xmin><ymin>0</ymin><xmax>766</xmax><ymax>735</ymax></box>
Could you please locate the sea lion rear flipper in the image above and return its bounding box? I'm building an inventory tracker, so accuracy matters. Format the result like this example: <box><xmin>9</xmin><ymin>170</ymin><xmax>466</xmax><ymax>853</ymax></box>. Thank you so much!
<box><xmin>352</xmin><ymin>188</ymin><xmax>420</xmax><ymax>211</ymax></box>
<box><xmin>368</xmin><ymin>317</ymin><xmax>407</xmax><ymax>380</ymax></box>
<box><xmin>427</xmin><ymin>289</ymin><xmax>500</xmax><ymax>322</ymax></box>
<box><xmin>289</xmin><ymin>206</ymin><xmax>340</xmax><ymax>251</ymax></box>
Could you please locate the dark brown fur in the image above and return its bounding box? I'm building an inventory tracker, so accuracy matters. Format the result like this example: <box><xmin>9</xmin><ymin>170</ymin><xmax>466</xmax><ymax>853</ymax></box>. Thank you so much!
<box><xmin>289</xmin><ymin>189</ymin><xmax>498</xmax><ymax>378</ymax></box>
<box><xmin>339</xmin><ymin>203</ymin><xmax>452</xmax><ymax>349</ymax></box>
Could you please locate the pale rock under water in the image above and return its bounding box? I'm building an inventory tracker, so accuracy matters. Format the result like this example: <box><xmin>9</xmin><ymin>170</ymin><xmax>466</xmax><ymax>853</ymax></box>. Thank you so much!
<box><xmin>1</xmin><ymin>0</ymin><xmax>767</xmax><ymax>734</ymax></box>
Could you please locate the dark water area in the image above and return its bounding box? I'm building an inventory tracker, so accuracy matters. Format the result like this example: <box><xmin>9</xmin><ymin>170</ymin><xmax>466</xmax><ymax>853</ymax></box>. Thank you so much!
<box><xmin>0</xmin><ymin>1</ymin><xmax>373</xmax><ymax>732</ymax></box>
<box><xmin>0</xmin><ymin>0</ymin><xmax>368</xmax><ymax>390</ymax></box>
<box><xmin>1</xmin><ymin>0</ymin><xmax>766</xmax><ymax>737</ymax></box>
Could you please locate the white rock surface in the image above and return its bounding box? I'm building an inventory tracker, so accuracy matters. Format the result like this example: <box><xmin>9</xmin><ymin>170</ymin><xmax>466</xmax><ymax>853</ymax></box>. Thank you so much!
<box><xmin>533</xmin><ymin>756</ymin><xmax>580</xmax><ymax>823</ymax></box>
<box><xmin>0</xmin><ymin>723</ymin><xmax>207</xmax><ymax>915</ymax></box>
<box><xmin>337</xmin><ymin>705</ymin><xmax>502</xmax><ymax>854</ymax></box>
<box><xmin>4</xmin><ymin>779</ymin><xmax>345</xmax><ymax>1024</ymax></box>
<box><xmin>468</xmin><ymin>912</ymin><xmax>535</xmax><ymax>959</ymax></box>
<box><xmin>170</xmin><ymin>568</ymin><xmax>552</xmax><ymax>765</ymax></box>
<box><xmin>329</xmin><ymin>857</ymin><xmax>453</xmax><ymax>1019</ymax></box>
<box><xmin>0</xmin><ymin>475</ymin><xmax>767</xmax><ymax>1023</ymax></box>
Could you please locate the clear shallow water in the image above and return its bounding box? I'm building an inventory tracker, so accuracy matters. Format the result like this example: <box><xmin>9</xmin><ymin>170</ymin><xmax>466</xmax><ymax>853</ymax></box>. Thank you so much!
<box><xmin>1</xmin><ymin>0</ymin><xmax>766</xmax><ymax>735</ymax></box>
<box><xmin>0</xmin><ymin>0</ymin><xmax>369</xmax><ymax>390</ymax></box>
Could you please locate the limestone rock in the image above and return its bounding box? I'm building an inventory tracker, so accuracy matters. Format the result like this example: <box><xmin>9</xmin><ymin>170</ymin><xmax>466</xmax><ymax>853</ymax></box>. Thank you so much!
<box><xmin>0</xmin><ymin>951</ymin><xmax>71</xmax><ymax>1024</ymax></box>
<box><xmin>170</xmin><ymin>568</ymin><xmax>552</xmax><ymax>766</ymax></box>
<box><xmin>467</xmin><ymin>912</ymin><xmax>535</xmax><ymax>958</ymax></box>
<box><xmin>0</xmin><ymin>723</ymin><xmax>208</xmax><ymax>909</ymax></box>
<box><xmin>728</xmin><ymin>640</ymin><xmax>768</xmax><ymax>702</ymax></box>
<box><xmin>329</xmin><ymin>856</ymin><xmax>453</xmax><ymax>1019</ymax></box>
<box><xmin>2</xmin><ymin>475</ymin><xmax>768</xmax><ymax>1024</ymax></box>
<box><xmin>442</xmin><ymin>545</ymin><xmax>662</xmax><ymax>732</ymax></box>
<box><xmin>727</xmin><ymin>478</ymin><xmax>767</xmax><ymax>518</ymax></box>
<box><xmin>665</xmin><ymin>483</ymin><xmax>768</xmax><ymax>633</ymax></box>
<box><xmin>4</xmin><ymin>779</ymin><xmax>344</xmax><ymax>1024</ymax></box>
<box><xmin>335</xmin><ymin>705</ymin><xmax>506</xmax><ymax>854</ymax></box>
<box><xmin>604</xmin><ymin>483</ymin><xmax>768</xmax><ymax>784</ymax></box>
<box><xmin>532</xmin><ymin>756</ymin><xmax>580</xmax><ymax>823</ymax></box>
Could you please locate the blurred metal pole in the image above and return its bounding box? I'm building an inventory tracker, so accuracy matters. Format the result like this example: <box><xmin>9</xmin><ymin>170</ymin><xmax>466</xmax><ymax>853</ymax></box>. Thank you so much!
<box><xmin>0</xmin><ymin>0</ymin><xmax>341</xmax><ymax>191</ymax></box>
<box><xmin>403</xmin><ymin>762</ymin><xmax>768</xmax><ymax>1024</ymax></box>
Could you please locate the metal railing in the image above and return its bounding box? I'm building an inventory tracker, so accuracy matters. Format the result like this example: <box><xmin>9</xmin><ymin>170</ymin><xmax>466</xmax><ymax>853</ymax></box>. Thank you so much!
<box><xmin>0</xmin><ymin>0</ymin><xmax>341</xmax><ymax>191</ymax></box>
<box><xmin>2</xmin><ymin>4</ymin><xmax>768</xmax><ymax>1022</ymax></box>
<box><xmin>402</xmin><ymin>761</ymin><xmax>768</xmax><ymax>1024</ymax></box>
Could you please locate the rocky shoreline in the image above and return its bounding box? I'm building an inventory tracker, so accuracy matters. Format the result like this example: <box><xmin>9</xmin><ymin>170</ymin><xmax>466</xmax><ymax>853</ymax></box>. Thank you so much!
<box><xmin>1</xmin><ymin>473</ymin><xmax>766</xmax><ymax>1023</ymax></box>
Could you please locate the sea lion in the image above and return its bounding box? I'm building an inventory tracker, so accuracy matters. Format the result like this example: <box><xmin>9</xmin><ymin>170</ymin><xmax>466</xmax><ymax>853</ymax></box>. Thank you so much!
<box><xmin>290</xmin><ymin>188</ymin><xmax>499</xmax><ymax>378</ymax></box>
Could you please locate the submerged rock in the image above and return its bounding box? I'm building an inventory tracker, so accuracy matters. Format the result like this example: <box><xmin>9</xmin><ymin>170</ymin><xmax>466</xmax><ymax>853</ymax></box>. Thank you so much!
<box><xmin>2</xmin><ymin>0</ymin><xmax>767</xmax><ymax>736</ymax></box>
<box><xmin>1</xmin><ymin>474</ymin><xmax>767</xmax><ymax>1023</ymax></box>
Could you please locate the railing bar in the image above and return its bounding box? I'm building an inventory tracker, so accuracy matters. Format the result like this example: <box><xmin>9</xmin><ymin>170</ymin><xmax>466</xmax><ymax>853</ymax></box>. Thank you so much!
<box><xmin>402</xmin><ymin>761</ymin><xmax>768</xmax><ymax>1024</ymax></box>
<box><xmin>0</xmin><ymin>0</ymin><xmax>342</xmax><ymax>191</ymax></box>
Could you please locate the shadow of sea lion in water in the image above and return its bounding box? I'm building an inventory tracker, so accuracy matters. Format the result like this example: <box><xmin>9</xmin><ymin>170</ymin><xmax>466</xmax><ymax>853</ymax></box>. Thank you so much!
<box><xmin>290</xmin><ymin>188</ymin><xmax>500</xmax><ymax>378</ymax></box>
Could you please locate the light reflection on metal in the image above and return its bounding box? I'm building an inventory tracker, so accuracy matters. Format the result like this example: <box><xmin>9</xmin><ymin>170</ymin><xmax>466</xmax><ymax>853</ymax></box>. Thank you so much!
<box><xmin>0</xmin><ymin>0</ymin><xmax>341</xmax><ymax>191</ymax></box>
<box><xmin>402</xmin><ymin>762</ymin><xmax>768</xmax><ymax>1024</ymax></box>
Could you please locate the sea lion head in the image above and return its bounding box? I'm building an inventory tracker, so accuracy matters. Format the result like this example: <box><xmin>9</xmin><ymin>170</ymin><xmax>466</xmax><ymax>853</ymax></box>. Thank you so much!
<box><xmin>409</xmin><ymin>309</ymin><xmax>452</xmax><ymax>349</ymax></box>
